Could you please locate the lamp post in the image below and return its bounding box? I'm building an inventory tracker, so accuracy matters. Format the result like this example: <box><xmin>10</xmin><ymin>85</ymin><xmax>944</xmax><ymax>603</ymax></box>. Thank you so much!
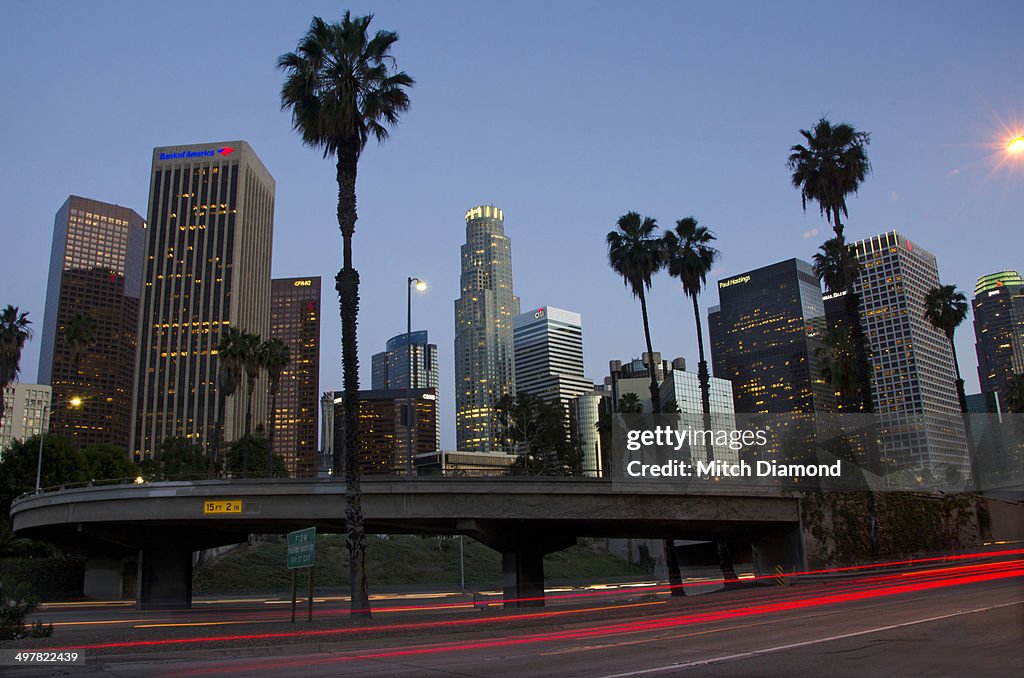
<box><xmin>35</xmin><ymin>395</ymin><xmax>82</xmax><ymax>492</ymax></box>
<box><xmin>406</xmin><ymin>277</ymin><xmax>426</xmax><ymax>479</ymax></box>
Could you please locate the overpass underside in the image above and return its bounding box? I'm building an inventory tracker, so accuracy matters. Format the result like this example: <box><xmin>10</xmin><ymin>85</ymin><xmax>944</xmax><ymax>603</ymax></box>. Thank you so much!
<box><xmin>11</xmin><ymin>480</ymin><xmax>803</xmax><ymax>610</ymax></box>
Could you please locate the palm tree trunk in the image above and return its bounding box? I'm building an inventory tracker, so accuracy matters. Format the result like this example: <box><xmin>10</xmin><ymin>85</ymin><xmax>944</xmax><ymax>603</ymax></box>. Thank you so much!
<box><xmin>337</xmin><ymin>149</ymin><xmax>371</xmax><ymax>620</ymax></box>
<box><xmin>267</xmin><ymin>391</ymin><xmax>277</xmax><ymax>476</ymax></box>
<box><xmin>948</xmin><ymin>337</ymin><xmax>967</xmax><ymax>413</ymax></box>
<box><xmin>691</xmin><ymin>295</ymin><xmax>713</xmax><ymax>462</ymax></box>
<box><xmin>211</xmin><ymin>393</ymin><xmax>226</xmax><ymax>477</ymax></box>
<box><xmin>244</xmin><ymin>380</ymin><xmax>255</xmax><ymax>478</ymax></box>
<box><xmin>637</xmin><ymin>289</ymin><xmax>661</xmax><ymax>414</ymax></box>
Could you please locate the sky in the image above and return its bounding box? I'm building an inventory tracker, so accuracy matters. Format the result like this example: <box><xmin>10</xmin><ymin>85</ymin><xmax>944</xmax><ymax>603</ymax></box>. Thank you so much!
<box><xmin>1</xmin><ymin>1</ymin><xmax>1021</xmax><ymax>448</ymax></box>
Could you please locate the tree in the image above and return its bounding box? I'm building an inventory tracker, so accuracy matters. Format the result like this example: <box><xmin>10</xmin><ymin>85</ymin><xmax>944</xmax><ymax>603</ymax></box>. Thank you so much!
<box><xmin>279</xmin><ymin>12</ymin><xmax>413</xmax><ymax>619</ymax></box>
<box><xmin>923</xmin><ymin>284</ymin><xmax>969</xmax><ymax>412</ymax></box>
<box><xmin>0</xmin><ymin>305</ymin><xmax>33</xmax><ymax>427</ymax></box>
<box><xmin>62</xmin><ymin>311</ymin><xmax>97</xmax><ymax>374</ymax></box>
<box><xmin>225</xmin><ymin>432</ymin><xmax>289</xmax><ymax>479</ymax></box>
<box><xmin>497</xmin><ymin>393</ymin><xmax>576</xmax><ymax>475</ymax></box>
<box><xmin>607</xmin><ymin>212</ymin><xmax>664</xmax><ymax>414</ymax></box>
<box><xmin>788</xmin><ymin>117</ymin><xmax>871</xmax><ymax>240</ymax></box>
<box><xmin>617</xmin><ymin>392</ymin><xmax>644</xmax><ymax>414</ymax></box>
<box><xmin>239</xmin><ymin>332</ymin><xmax>265</xmax><ymax>477</ymax></box>
<box><xmin>214</xmin><ymin>327</ymin><xmax>248</xmax><ymax>473</ymax></box>
<box><xmin>816</xmin><ymin>325</ymin><xmax>859</xmax><ymax>397</ymax></box>
<box><xmin>662</xmin><ymin>217</ymin><xmax>719</xmax><ymax>460</ymax></box>
<box><xmin>262</xmin><ymin>338</ymin><xmax>291</xmax><ymax>472</ymax></box>
<box><xmin>0</xmin><ymin>435</ymin><xmax>88</xmax><ymax>514</ymax></box>
<box><xmin>139</xmin><ymin>437</ymin><xmax>212</xmax><ymax>481</ymax></box>
<box><xmin>812</xmin><ymin>237</ymin><xmax>862</xmax><ymax>296</ymax></box>
<box><xmin>81</xmin><ymin>444</ymin><xmax>138</xmax><ymax>481</ymax></box>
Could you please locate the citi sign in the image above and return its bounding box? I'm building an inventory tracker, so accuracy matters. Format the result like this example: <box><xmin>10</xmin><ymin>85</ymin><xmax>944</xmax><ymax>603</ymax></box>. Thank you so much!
<box><xmin>159</xmin><ymin>147</ymin><xmax>235</xmax><ymax>161</ymax></box>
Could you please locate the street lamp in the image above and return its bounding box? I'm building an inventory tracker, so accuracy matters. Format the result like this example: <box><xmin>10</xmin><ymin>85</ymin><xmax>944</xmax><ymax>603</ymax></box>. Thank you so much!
<box><xmin>406</xmin><ymin>277</ymin><xmax>427</xmax><ymax>479</ymax></box>
<box><xmin>35</xmin><ymin>395</ymin><xmax>82</xmax><ymax>492</ymax></box>
<box><xmin>1008</xmin><ymin>135</ymin><xmax>1024</xmax><ymax>155</ymax></box>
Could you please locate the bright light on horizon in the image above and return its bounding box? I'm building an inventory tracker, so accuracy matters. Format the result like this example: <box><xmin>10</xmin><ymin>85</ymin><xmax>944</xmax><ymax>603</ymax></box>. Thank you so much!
<box><xmin>1008</xmin><ymin>136</ymin><xmax>1024</xmax><ymax>154</ymax></box>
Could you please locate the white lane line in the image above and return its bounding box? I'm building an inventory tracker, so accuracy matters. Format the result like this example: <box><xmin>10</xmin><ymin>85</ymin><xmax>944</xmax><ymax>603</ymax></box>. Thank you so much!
<box><xmin>600</xmin><ymin>600</ymin><xmax>1024</xmax><ymax>677</ymax></box>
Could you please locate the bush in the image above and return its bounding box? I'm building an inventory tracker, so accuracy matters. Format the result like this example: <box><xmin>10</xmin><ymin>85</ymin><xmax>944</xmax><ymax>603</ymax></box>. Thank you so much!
<box><xmin>0</xmin><ymin>579</ymin><xmax>52</xmax><ymax>640</ymax></box>
<box><xmin>0</xmin><ymin>557</ymin><xmax>84</xmax><ymax>600</ymax></box>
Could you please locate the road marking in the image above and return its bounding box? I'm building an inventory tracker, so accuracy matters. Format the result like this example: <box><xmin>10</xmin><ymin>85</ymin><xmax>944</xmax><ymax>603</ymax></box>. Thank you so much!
<box><xmin>600</xmin><ymin>600</ymin><xmax>1024</xmax><ymax>677</ymax></box>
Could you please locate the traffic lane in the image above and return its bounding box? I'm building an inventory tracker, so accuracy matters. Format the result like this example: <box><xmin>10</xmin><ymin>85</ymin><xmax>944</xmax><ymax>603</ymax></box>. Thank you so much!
<box><xmin>96</xmin><ymin>566</ymin><xmax>1022</xmax><ymax>677</ymax></box>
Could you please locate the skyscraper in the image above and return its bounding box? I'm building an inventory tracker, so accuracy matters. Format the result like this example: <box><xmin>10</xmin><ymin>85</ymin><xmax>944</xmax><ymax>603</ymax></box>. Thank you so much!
<box><xmin>512</xmin><ymin>306</ymin><xmax>594</xmax><ymax>410</ymax></box>
<box><xmin>269</xmin><ymin>277</ymin><xmax>321</xmax><ymax>478</ymax></box>
<box><xmin>38</xmin><ymin>196</ymin><xmax>146</xmax><ymax>449</ymax></box>
<box><xmin>851</xmin><ymin>231</ymin><xmax>969</xmax><ymax>478</ymax></box>
<box><xmin>972</xmin><ymin>270</ymin><xmax>1024</xmax><ymax>408</ymax></box>
<box><xmin>371</xmin><ymin>331</ymin><xmax>439</xmax><ymax>391</ymax></box>
<box><xmin>0</xmin><ymin>383</ymin><xmax>52</xmax><ymax>457</ymax></box>
<box><xmin>708</xmin><ymin>259</ymin><xmax>834</xmax><ymax>414</ymax></box>
<box><xmin>454</xmin><ymin>205</ymin><xmax>520</xmax><ymax>451</ymax></box>
<box><xmin>131</xmin><ymin>141</ymin><xmax>274</xmax><ymax>460</ymax></box>
<box><xmin>330</xmin><ymin>388</ymin><xmax>439</xmax><ymax>473</ymax></box>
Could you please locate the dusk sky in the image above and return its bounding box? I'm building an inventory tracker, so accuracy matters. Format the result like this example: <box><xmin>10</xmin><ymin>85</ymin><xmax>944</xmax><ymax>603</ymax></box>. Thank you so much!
<box><xmin>2</xmin><ymin>1</ymin><xmax>1021</xmax><ymax>448</ymax></box>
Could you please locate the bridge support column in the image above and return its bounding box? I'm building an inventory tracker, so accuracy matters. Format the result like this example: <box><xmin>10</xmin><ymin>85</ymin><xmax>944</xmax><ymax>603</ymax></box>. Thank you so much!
<box><xmin>137</xmin><ymin>547</ymin><xmax>193</xmax><ymax>610</ymax></box>
<box><xmin>502</xmin><ymin>549</ymin><xmax>545</xmax><ymax>608</ymax></box>
<box><xmin>83</xmin><ymin>556</ymin><xmax>124</xmax><ymax>600</ymax></box>
<box><xmin>752</xmin><ymin>525</ymin><xmax>805</xmax><ymax>579</ymax></box>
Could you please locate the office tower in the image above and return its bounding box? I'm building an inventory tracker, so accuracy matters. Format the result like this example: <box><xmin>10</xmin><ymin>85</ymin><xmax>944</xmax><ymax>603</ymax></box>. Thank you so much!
<box><xmin>131</xmin><ymin>141</ymin><xmax>274</xmax><ymax>460</ymax></box>
<box><xmin>513</xmin><ymin>306</ymin><xmax>594</xmax><ymax>409</ymax></box>
<box><xmin>606</xmin><ymin>357</ymin><xmax>737</xmax><ymax>462</ymax></box>
<box><xmin>38</xmin><ymin>196</ymin><xmax>145</xmax><ymax>449</ymax></box>
<box><xmin>268</xmin><ymin>277</ymin><xmax>321</xmax><ymax>478</ymax></box>
<box><xmin>972</xmin><ymin>271</ymin><xmax>1024</xmax><ymax>408</ymax></box>
<box><xmin>330</xmin><ymin>388</ymin><xmax>439</xmax><ymax>473</ymax></box>
<box><xmin>708</xmin><ymin>259</ymin><xmax>834</xmax><ymax>414</ymax></box>
<box><xmin>371</xmin><ymin>331</ymin><xmax>439</xmax><ymax>391</ymax></box>
<box><xmin>0</xmin><ymin>383</ymin><xmax>52</xmax><ymax>456</ymax></box>
<box><xmin>454</xmin><ymin>205</ymin><xmax>520</xmax><ymax>451</ymax></box>
<box><xmin>851</xmin><ymin>231</ymin><xmax>969</xmax><ymax>478</ymax></box>
<box><xmin>569</xmin><ymin>391</ymin><xmax>608</xmax><ymax>477</ymax></box>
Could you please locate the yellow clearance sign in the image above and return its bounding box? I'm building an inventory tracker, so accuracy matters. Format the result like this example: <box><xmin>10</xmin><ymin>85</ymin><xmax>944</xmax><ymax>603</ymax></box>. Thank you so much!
<box><xmin>203</xmin><ymin>500</ymin><xmax>242</xmax><ymax>514</ymax></box>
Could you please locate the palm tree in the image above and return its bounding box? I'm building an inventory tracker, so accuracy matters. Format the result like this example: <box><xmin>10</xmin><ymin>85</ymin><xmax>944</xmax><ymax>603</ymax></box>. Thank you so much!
<box><xmin>816</xmin><ymin>325</ymin><xmax>859</xmax><ymax>399</ymax></box>
<box><xmin>62</xmin><ymin>312</ymin><xmax>97</xmax><ymax>374</ymax></box>
<box><xmin>214</xmin><ymin>327</ymin><xmax>247</xmax><ymax>474</ymax></box>
<box><xmin>239</xmin><ymin>332</ymin><xmax>265</xmax><ymax>477</ymax></box>
<box><xmin>617</xmin><ymin>392</ymin><xmax>643</xmax><ymax>414</ymax></box>
<box><xmin>924</xmin><ymin>285</ymin><xmax>969</xmax><ymax>412</ymax></box>
<box><xmin>662</xmin><ymin>217</ymin><xmax>719</xmax><ymax>461</ymax></box>
<box><xmin>812</xmin><ymin>238</ymin><xmax>871</xmax><ymax>412</ymax></box>
<box><xmin>262</xmin><ymin>338</ymin><xmax>291</xmax><ymax>473</ymax></box>
<box><xmin>0</xmin><ymin>306</ymin><xmax>33</xmax><ymax>427</ymax></box>
<box><xmin>279</xmin><ymin>12</ymin><xmax>412</xmax><ymax>619</ymax></box>
<box><xmin>788</xmin><ymin>118</ymin><xmax>871</xmax><ymax>241</ymax></box>
<box><xmin>607</xmin><ymin>212</ymin><xmax>665</xmax><ymax>414</ymax></box>
<box><xmin>1005</xmin><ymin>374</ymin><xmax>1024</xmax><ymax>414</ymax></box>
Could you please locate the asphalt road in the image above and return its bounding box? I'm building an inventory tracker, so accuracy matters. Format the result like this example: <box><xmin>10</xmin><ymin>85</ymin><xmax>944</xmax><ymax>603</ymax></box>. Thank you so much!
<box><xmin>4</xmin><ymin>556</ymin><xmax>1021</xmax><ymax>677</ymax></box>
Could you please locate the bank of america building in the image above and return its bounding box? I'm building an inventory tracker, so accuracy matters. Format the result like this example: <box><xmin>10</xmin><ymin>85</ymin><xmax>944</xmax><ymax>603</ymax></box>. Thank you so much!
<box><xmin>130</xmin><ymin>141</ymin><xmax>274</xmax><ymax>459</ymax></box>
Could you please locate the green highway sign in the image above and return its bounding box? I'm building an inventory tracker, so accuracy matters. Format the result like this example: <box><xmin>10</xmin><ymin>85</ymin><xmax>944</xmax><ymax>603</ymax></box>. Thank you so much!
<box><xmin>287</xmin><ymin>527</ymin><xmax>316</xmax><ymax>569</ymax></box>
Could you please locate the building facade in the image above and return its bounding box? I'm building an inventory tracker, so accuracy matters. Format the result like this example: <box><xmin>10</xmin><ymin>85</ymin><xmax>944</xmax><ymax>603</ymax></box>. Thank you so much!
<box><xmin>851</xmin><ymin>231</ymin><xmax>969</xmax><ymax>478</ymax></box>
<box><xmin>38</xmin><ymin>196</ymin><xmax>146</xmax><ymax>450</ymax></box>
<box><xmin>972</xmin><ymin>270</ymin><xmax>1024</xmax><ymax>409</ymax></box>
<box><xmin>330</xmin><ymin>388</ymin><xmax>439</xmax><ymax>474</ymax></box>
<box><xmin>709</xmin><ymin>259</ymin><xmax>834</xmax><ymax>414</ymax></box>
<box><xmin>268</xmin><ymin>277</ymin><xmax>321</xmax><ymax>477</ymax></box>
<box><xmin>371</xmin><ymin>331</ymin><xmax>439</xmax><ymax>391</ymax></box>
<box><xmin>131</xmin><ymin>141</ymin><xmax>274</xmax><ymax>460</ymax></box>
<box><xmin>454</xmin><ymin>205</ymin><xmax>520</xmax><ymax>451</ymax></box>
<box><xmin>1</xmin><ymin>383</ymin><xmax>52</xmax><ymax>456</ymax></box>
<box><xmin>513</xmin><ymin>306</ymin><xmax>594</xmax><ymax>409</ymax></box>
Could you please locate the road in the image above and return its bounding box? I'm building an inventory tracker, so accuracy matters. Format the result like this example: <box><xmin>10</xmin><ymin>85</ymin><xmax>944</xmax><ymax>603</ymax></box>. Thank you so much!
<box><xmin>3</xmin><ymin>553</ymin><xmax>1021</xmax><ymax>676</ymax></box>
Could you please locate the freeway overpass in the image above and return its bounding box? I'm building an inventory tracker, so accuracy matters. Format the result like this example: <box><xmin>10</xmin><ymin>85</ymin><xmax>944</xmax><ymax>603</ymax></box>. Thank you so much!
<box><xmin>10</xmin><ymin>478</ymin><xmax>803</xmax><ymax>609</ymax></box>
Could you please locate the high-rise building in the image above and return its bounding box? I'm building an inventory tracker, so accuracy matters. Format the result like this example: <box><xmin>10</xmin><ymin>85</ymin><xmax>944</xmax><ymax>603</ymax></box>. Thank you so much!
<box><xmin>708</xmin><ymin>259</ymin><xmax>834</xmax><ymax>414</ymax></box>
<box><xmin>38</xmin><ymin>196</ymin><xmax>146</xmax><ymax>449</ymax></box>
<box><xmin>131</xmin><ymin>141</ymin><xmax>274</xmax><ymax>460</ymax></box>
<box><xmin>268</xmin><ymin>277</ymin><xmax>321</xmax><ymax>478</ymax></box>
<box><xmin>568</xmin><ymin>392</ymin><xmax>606</xmax><ymax>477</ymax></box>
<box><xmin>454</xmin><ymin>205</ymin><xmax>520</xmax><ymax>451</ymax></box>
<box><xmin>1</xmin><ymin>383</ymin><xmax>52</xmax><ymax>456</ymax></box>
<box><xmin>851</xmin><ymin>231</ymin><xmax>969</xmax><ymax>478</ymax></box>
<box><xmin>606</xmin><ymin>356</ymin><xmax>738</xmax><ymax>462</ymax></box>
<box><xmin>330</xmin><ymin>388</ymin><xmax>439</xmax><ymax>473</ymax></box>
<box><xmin>513</xmin><ymin>306</ymin><xmax>594</xmax><ymax>410</ymax></box>
<box><xmin>371</xmin><ymin>331</ymin><xmax>438</xmax><ymax>391</ymax></box>
<box><xmin>972</xmin><ymin>270</ymin><xmax>1024</xmax><ymax>408</ymax></box>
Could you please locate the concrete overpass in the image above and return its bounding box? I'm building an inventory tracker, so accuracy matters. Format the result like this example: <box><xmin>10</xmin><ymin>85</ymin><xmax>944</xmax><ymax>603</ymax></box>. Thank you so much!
<box><xmin>10</xmin><ymin>478</ymin><xmax>804</xmax><ymax>609</ymax></box>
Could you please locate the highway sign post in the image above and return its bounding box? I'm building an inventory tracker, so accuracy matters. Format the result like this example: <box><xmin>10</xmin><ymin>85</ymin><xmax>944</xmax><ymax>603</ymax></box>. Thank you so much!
<box><xmin>287</xmin><ymin>527</ymin><xmax>316</xmax><ymax>622</ymax></box>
